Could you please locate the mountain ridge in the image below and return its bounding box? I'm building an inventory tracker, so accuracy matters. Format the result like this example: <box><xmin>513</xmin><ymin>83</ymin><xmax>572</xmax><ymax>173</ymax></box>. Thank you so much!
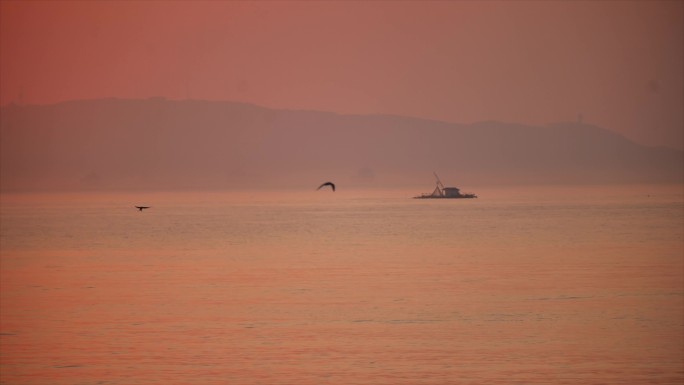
<box><xmin>1</xmin><ymin>98</ymin><xmax>682</xmax><ymax>191</ymax></box>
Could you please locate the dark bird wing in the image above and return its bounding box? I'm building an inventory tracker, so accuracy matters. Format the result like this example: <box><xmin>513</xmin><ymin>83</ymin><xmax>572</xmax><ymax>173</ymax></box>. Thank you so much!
<box><xmin>317</xmin><ymin>182</ymin><xmax>335</xmax><ymax>191</ymax></box>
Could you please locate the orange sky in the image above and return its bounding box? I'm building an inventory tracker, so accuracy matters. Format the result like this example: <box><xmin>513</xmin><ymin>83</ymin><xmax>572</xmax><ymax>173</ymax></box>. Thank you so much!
<box><xmin>1</xmin><ymin>0</ymin><xmax>682</xmax><ymax>149</ymax></box>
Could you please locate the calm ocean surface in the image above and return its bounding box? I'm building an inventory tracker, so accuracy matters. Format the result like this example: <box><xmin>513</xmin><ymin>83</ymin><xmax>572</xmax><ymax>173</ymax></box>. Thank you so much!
<box><xmin>1</xmin><ymin>185</ymin><xmax>683</xmax><ymax>385</ymax></box>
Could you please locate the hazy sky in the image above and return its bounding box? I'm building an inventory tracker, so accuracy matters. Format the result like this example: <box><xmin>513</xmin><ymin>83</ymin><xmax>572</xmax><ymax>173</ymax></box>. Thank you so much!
<box><xmin>1</xmin><ymin>0</ymin><xmax>682</xmax><ymax>149</ymax></box>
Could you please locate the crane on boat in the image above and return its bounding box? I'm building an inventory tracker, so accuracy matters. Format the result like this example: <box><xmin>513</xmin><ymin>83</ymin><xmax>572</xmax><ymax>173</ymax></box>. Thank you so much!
<box><xmin>432</xmin><ymin>172</ymin><xmax>446</xmax><ymax>197</ymax></box>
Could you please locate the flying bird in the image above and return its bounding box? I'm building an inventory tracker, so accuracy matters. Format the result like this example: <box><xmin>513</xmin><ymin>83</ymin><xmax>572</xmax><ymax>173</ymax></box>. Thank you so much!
<box><xmin>135</xmin><ymin>206</ymin><xmax>150</xmax><ymax>212</ymax></box>
<box><xmin>317</xmin><ymin>182</ymin><xmax>335</xmax><ymax>192</ymax></box>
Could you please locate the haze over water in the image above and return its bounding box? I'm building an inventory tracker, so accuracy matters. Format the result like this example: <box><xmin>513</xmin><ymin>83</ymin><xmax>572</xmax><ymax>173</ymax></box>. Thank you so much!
<box><xmin>1</xmin><ymin>1</ymin><xmax>683</xmax><ymax>383</ymax></box>
<box><xmin>1</xmin><ymin>185</ymin><xmax>682</xmax><ymax>384</ymax></box>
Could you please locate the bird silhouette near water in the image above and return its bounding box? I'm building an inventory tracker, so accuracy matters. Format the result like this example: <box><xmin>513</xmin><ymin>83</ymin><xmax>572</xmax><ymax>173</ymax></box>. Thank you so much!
<box><xmin>317</xmin><ymin>182</ymin><xmax>335</xmax><ymax>192</ymax></box>
<box><xmin>135</xmin><ymin>206</ymin><xmax>150</xmax><ymax>212</ymax></box>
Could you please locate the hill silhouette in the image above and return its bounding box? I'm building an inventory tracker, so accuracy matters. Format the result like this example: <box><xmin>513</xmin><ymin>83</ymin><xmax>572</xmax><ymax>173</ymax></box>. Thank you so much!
<box><xmin>1</xmin><ymin>98</ymin><xmax>682</xmax><ymax>191</ymax></box>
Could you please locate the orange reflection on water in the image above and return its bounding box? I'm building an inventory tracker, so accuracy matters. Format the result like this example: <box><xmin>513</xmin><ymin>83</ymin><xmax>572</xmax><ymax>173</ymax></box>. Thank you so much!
<box><xmin>1</xmin><ymin>186</ymin><xmax>683</xmax><ymax>384</ymax></box>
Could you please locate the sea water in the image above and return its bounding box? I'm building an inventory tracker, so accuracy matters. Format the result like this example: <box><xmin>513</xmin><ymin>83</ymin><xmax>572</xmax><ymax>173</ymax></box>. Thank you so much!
<box><xmin>1</xmin><ymin>185</ymin><xmax>682</xmax><ymax>384</ymax></box>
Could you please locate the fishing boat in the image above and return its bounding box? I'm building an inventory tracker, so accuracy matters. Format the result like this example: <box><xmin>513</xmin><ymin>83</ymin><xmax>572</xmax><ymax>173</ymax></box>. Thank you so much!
<box><xmin>414</xmin><ymin>173</ymin><xmax>477</xmax><ymax>199</ymax></box>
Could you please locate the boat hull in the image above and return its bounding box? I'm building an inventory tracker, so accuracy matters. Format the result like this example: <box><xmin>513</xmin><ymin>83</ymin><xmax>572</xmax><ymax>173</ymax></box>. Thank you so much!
<box><xmin>413</xmin><ymin>194</ymin><xmax>477</xmax><ymax>199</ymax></box>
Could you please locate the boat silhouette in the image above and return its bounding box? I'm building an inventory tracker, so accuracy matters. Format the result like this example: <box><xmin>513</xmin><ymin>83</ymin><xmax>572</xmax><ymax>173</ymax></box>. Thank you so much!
<box><xmin>414</xmin><ymin>173</ymin><xmax>477</xmax><ymax>199</ymax></box>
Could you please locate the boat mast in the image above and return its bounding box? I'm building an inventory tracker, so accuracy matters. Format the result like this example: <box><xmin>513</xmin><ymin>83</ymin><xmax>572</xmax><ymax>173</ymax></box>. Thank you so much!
<box><xmin>433</xmin><ymin>172</ymin><xmax>445</xmax><ymax>197</ymax></box>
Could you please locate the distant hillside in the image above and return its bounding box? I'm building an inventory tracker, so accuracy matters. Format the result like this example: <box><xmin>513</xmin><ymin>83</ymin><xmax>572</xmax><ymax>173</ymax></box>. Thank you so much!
<box><xmin>1</xmin><ymin>98</ymin><xmax>682</xmax><ymax>191</ymax></box>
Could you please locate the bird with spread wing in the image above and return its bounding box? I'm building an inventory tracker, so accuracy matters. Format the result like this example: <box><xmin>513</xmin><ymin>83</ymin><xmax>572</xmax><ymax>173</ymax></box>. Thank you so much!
<box><xmin>317</xmin><ymin>182</ymin><xmax>335</xmax><ymax>192</ymax></box>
